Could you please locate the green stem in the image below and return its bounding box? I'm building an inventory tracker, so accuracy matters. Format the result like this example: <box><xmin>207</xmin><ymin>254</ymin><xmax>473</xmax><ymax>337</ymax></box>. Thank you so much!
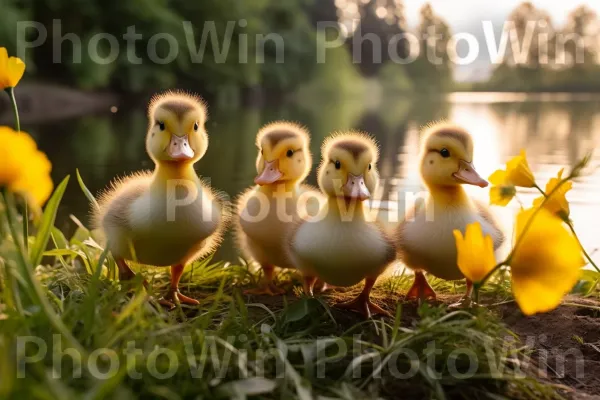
<box><xmin>1</xmin><ymin>190</ymin><xmax>86</xmax><ymax>357</ymax></box>
<box><xmin>533</xmin><ymin>183</ymin><xmax>545</xmax><ymax>195</ymax></box>
<box><xmin>566</xmin><ymin>220</ymin><xmax>600</xmax><ymax>274</ymax></box>
<box><xmin>5</xmin><ymin>87</ymin><xmax>27</xmax><ymax>252</ymax></box>
<box><xmin>5</xmin><ymin>87</ymin><xmax>21</xmax><ymax>131</ymax></box>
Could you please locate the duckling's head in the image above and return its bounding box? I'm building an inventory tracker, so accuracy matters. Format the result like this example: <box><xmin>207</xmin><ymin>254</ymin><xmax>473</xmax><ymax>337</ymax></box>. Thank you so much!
<box><xmin>318</xmin><ymin>132</ymin><xmax>379</xmax><ymax>201</ymax></box>
<box><xmin>146</xmin><ymin>91</ymin><xmax>208</xmax><ymax>165</ymax></box>
<box><xmin>419</xmin><ymin>122</ymin><xmax>488</xmax><ymax>189</ymax></box>
<box><xmin>254</xmin><ymin>122</ymin><xmax>311</xmax><ymax>185</ymax></box>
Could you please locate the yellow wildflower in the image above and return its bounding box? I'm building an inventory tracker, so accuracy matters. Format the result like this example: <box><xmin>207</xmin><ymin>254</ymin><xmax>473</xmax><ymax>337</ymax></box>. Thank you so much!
<box><xmin>488</xmin><ymin>170</ymin><xmax>517</xmax><ymax>206</ymax></box>
<box><xmin>510</xmin><ymin>208</ymin><xmax>583</xmax><ymax>316</ymax></box>
<box><xmin>488</xmin><ymin>150</ymin><xmax>536</xmax><ymax>206</ymax></box>
<box><xmin>532</xmin><ymin>168</ymin><xmax>572</xmax><ymax>218</ymax></box>
<box><xmin>0</xmin><ymin>47</ymin><xmax>25</xmax><ymax>90</ymax></box>
<box><xmin>0</xmin><ymin>127</ymin><xmax>53</xmax><ymax>207</ymax></box>
<box><xmin>453</xmin><ymin>222</ymin><xmax>496</xmax><ymax>283</ymax></box>
<box><xmin>505</xmin><ymin>150</ymin><xmax>536</xmax><ymax>187</ymax></box>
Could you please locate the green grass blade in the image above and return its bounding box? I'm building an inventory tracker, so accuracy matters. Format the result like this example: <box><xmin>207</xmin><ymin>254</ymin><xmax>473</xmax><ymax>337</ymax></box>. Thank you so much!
<box><xmin>76</xmin><ymin>169</ymin><xmax>99</xmax><ymax>211</ymax></box>
<box><xmin>29</xmin><ymin>176</ymin><xmax>70</xmax><ymax>267</ymax></box>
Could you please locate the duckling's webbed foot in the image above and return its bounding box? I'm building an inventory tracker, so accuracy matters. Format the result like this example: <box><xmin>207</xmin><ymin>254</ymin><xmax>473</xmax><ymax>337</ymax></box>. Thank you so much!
<box><xmin>159</xmin><ymin>264</ymin><xmax>200</xmax><ymax>309</ymax></box>
<box><xmin>159</xmin><ymin>289</ymin><xmax>200</xmax><ymax>309</ymax></box>
<box><xmin>336</xmin><ymin>278</ymin><xmax>390</xmax><ymax>318</ymax></box>
<box><xmin>406</xmin><ymin>271</ymin><xmax>436</xmax><ymax>301</ymax></box>
<box><xmin>244</xmin><ymin>264</ymin><xmax>285</xmax><ymax>296</ymax></box>
<box><xmin>449</xmin><ymin>279</ymin><xmax>474</xmax><ymax>309</ymax></box>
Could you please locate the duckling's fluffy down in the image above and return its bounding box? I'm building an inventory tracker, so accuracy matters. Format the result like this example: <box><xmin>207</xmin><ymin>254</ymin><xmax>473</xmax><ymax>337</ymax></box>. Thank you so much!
<box><xmin>93</xmin><ymin>172</ymin><xmax>230</xmax><ymax>267</ymax></box>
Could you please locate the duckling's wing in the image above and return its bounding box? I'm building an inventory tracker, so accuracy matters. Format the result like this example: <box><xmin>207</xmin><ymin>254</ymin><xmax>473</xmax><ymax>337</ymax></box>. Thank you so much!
<box><xmin>232</xmin><ymin>186</ymin><xmax>258</xmax><ymax>261</ymax></box>
<box><xmin>194</xmin><ymin>177</ymin><xmax>232</xmax><ymax>259</ymax></box>
<box><xmin>93</xmin><ymin>171</ymin><xmax>153</xmax><ymax>232</ymax></box>
<box><xmin>473</xmin><ymin>199</ymin><xmax>505</xmax><ymax>249</ymax></box>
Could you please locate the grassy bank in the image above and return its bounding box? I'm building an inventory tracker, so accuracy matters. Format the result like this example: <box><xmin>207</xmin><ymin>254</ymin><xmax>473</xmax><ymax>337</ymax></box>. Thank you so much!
<box><xmin>2</xmin><ymin>178</ymin><xmax>599</xmax><ymax>399</ymax></box>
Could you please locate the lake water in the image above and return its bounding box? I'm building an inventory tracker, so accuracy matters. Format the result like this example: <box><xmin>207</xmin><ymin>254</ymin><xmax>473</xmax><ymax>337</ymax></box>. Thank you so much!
<box><xmin>28</xmin><ymin>92</ymin><xmax>600</xmax><ymax>265</ymax></box>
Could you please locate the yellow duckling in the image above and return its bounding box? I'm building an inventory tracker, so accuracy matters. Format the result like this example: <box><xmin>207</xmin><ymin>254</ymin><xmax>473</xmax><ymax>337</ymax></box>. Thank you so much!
<box><xmin>236</xmin><ymin>121</ymin><xmax>320</xmax><ymax>295</ymax></box>
<box><xmin>397</xmin><ymin>122</ymin><xmax>504</xmax><ymax>302</ymax></box>
<box><xmin>94</xmin><ymin>91</ymin><xmax>228</xmax><ymax>307</ymax></box>
<box><xmin>289</xmin><ymin>132</ymin><xmax>396</xmax><ymax>318</ymax></box>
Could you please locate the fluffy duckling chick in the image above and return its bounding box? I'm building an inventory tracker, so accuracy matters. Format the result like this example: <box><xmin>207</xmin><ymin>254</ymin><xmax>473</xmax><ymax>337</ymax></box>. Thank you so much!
<box><xmin>236</xmin><ymin>121</ymin><xmax>320</xmax><ymax>295</ymax></box>
<box><xmin>397</xmin><ymin>122</ymin><xmax>503</xmax><ymax>303</ymax></box>
<box><xmin>94</xmin><ymin>91</ymin><xmax>228</xmax><ymax>307</ymax></box>
<box><xmin>289</xmin><ymin>132</ymin><xmax>396</xmax><ymax>318</ymax></box>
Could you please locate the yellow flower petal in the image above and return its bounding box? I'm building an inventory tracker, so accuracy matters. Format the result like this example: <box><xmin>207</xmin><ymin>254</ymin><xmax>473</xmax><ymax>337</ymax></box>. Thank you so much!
<box><xmin>505</xmin><ymin>150</ymin><xmax>536</xmax><ymax>188</ymax></box>
<box><xmin>0</xmin><ymin>126</ymin><xmax>53</xmax><ymax>207</ymax></box>
<box><xmin>490</xmin><ymin>185</ymin><xmax>516</xmax><ymax>207</ymax></box>
<box><xmin>510</xmin><ymin>208</ymin><xmax>583</xmax><ymax>315</ymax></box>
<box><xmin>488</xmin><ymin>170</ymin><xmax>507</xmax><ymax>185</ymax></box>
<box><xmin>454</xmin><ymin>222</ymin><xmax>496</xmax><ymax>283</ymax></box>
<box><xmin>0</xmin><ymin>47</ymin><xmax>25</xmax><ymax>89</ymax></box>
<box><xmin>533</xmin><ymin>168</ymin><xmax>572</xmax><ymax>217</ymax></box>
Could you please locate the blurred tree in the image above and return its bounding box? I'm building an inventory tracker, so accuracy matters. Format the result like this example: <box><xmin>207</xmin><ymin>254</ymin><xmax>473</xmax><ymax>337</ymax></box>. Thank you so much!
<box><xmin>485</xmin><ymin>2</ymin><xmax>600</xmax><ymax>92</ymax></box>
<box><xmin>350</xmin><ymin>0</ymin><xmax>408</xmax><ymax>76</ymax></box>
<box><xmin>405</xmin><ymin>3</ymin><xmax>453</xmax><ymax>92</ymax></box>
<box><xmin>11</xmin><ymin>0</ymin><xmax>317</xmax><ymax>98</ymax></box>
<box><xmin>560</xmin><ymin>5</ymin><xmax>598</xmax><ymax>68</ymax></box>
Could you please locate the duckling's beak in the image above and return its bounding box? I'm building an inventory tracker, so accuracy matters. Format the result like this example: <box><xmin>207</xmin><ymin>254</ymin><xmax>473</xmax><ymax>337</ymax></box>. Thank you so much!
<box><xmin>255</xmin><ymin>160</ymin><xmax>283</xmax><ymax>185</ymax></box>
<box><xmin>453</xmin><ymin>160</ymin><xmax>488</xmax><ymax>188</ymax></box>
<box><xmin>343</xmin><ymin>173</ymin><xmax>370</xmax><ymax>200</ymax></box>
<box><xmin>167</xmin><ymin>134</ymin><xmax>195</xmax><ymax>161</ymax></box>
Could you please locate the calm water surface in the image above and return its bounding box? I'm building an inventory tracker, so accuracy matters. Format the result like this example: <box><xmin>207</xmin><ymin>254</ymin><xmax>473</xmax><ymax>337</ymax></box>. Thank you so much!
<box><xmin>29</xmin><ymin>93</ymin><xmax>600</xmax><ymax>264</ymax></box>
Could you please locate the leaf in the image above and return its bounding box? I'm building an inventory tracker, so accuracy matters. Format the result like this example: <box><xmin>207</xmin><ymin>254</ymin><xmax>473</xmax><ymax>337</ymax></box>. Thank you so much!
<box><xmin>29</xmin><ymin>176</ymin><xmax>69</xmax><ymax>267</ymax></box>
<box><xmin>50</xmin><ymin>227</ymin><xmax>69</xmax><ymax>249</ymax></box>
<box><xmin>77</xmin><ymin>168</ymin><xmax>99</xmax><ymax>211</ymax></box>
<box><xmin>283</xmin><ymin>298</ymin><xmax>321</xmax><ymax>324</ymax></box>
<box><xmin>217</xmin><ymin>378</ymin><xmax>277</xmax><ymax>399</ymax></box>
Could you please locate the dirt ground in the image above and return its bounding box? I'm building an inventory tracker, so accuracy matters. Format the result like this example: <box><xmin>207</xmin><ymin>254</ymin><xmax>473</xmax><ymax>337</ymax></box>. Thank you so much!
<box><xmin>244</xmin><ymin>287</ymin><xmax>600</xmax><ymax>399</ymax></box>
<box><xmin>497</xmin><ymin>296</ymin><xmax>600</xmax><ymax>399</ymax></box>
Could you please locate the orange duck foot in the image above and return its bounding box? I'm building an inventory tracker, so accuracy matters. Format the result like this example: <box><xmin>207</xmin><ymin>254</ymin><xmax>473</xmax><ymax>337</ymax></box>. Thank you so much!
<box><xmin>159</xmin><ymin>289</ymin><xmax>200</xmax><ymax>309</ymax></box>
<box><xmin>406</xmin><ymin>272</ymin><xmax>436</xmax><ymax>301</ymax></box>
<box><xmin>336</xmin><ymin>296</ymin><xmax>391</xmax><ymax>318</ymax></box>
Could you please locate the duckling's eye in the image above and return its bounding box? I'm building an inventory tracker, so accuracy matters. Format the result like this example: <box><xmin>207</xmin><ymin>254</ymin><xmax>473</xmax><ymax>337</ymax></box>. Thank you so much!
<box><xmin>440</xmin><ymin>148</ymin><xmax>450</xmax><ymax>158</ymax></box>
<box><xmin>194</xmin><ymin>122</ymin><xmax>199</xmax><ymax>131</ymax></box>
<box><xmin>286</xmin><ymin>149</ymin><xmax>294</xmax><ymax>158</ymax></box>
<box><xmin>334</xmin><ymin>160</ymin><xmax>341</xmax><ymax>170</ymax></box>
<box><xmin>157</xmin><ymin>121</ymin><xmax>165</xmax><ymax>131</ymax></box>
<box><xmin>368</xmin><ymin>164</ymin><xmax>372</xmax><ymax>171</ymax></box>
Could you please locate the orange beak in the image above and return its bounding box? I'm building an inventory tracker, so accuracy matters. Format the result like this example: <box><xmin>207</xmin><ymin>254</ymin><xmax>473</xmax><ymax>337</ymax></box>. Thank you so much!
<box><xmin>254</xmin><ymin>160</ymin><xmax>283</xmax><ymax>185</ymax></box>
<box><xmin>453</xmin><ymin>160</ymin><xmax>488</xmax><ymax>188</ymax></box>
<box><xmin>167</xmin><ymin>134</ymin><xmax>195</xmax><ymax>161</ymax></box>
<box><xmin>343</xmin><ymin>173</ymin><xmax>370</xmax><ymax>200</ymax></box>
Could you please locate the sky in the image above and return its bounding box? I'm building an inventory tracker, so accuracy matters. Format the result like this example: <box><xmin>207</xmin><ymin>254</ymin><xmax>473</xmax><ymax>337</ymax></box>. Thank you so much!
<box><xmin>402</xmin><ymin>0</ymin><xmax>600</xmax><ymax>81</ymax></box>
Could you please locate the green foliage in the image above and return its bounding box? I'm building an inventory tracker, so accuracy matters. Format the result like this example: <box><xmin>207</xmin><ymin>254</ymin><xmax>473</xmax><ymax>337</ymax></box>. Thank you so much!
<box><xmin>377</xmin><ymin>62</ymin><xmax>413</xmax><ymax>93</ymax></box>
<box><xmin>18</xmin><ymin>0</ymin><xmax>317</xmax><ymax>95</ymax></box>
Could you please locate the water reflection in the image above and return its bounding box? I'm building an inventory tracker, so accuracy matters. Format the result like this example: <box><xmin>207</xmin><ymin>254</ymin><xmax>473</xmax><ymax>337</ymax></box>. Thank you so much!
<box><xmin>32</xmin><ymin>93</ymin><xmax>600</xmax><ymax>264</ymax></box>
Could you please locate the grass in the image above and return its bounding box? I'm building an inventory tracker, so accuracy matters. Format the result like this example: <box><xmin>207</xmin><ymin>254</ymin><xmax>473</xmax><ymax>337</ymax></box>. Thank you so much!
<box><xmin>1</xmin><ymin>178</ymin><xmax>599</xmax><ymax>399</ymax></box>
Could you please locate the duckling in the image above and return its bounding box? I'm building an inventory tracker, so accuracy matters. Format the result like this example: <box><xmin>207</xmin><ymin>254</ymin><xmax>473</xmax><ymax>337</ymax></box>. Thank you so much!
<box><xmin>289</xmin><ymin>132</ymin><xmax>396</xmax><ymax>318</ymax></box>
<box><xmin>397</xmin><ymin>122</ymin><xmax>504</xmax><ymax>303</ymax></box>
<box><xmin>236</xmin><ymin>121</ymin><xmax>320</xmax><ymax>295</ymax></box>
<box><xmin>94</xmin><ymin>91</ymin><xmax>228</xmax><ymax>307</ymax></box>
